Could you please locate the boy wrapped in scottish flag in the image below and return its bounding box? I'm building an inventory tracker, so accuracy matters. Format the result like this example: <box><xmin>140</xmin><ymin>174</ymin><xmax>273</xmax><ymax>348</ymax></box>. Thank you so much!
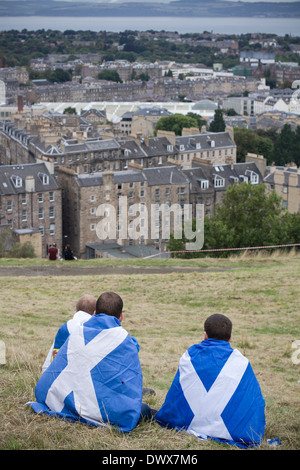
<box><xmin>28</xmin><ymin>292</ymin><xmax>148</xmax><ymax>432</ymax></box>
<box><xmin>155</xmin><ymin>314</ymin><xmax>266</xmax><ymax>448</ymax></box>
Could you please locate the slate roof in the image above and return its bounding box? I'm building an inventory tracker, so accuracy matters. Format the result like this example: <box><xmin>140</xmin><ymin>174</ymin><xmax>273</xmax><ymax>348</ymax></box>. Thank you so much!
<box><xmin>142</xmin><ymin>166</ymin><xmax>189</xmax><ymax>186</ymax></box>
<box><xmin>0</xmin><ymin>163</ymin><xmax>59</xmax><ymax>195</ymax></box>
<box><xmin>183</xmin><ymin>166</ymin><xmax>214</xmax><ymax>193</ymax></box>
<box><xmin>264</xmin><ymin>167</ymin><xmax>300</xmax><ymax>187</ymax></box>
<box><xmin>140</xmin><ymin>136</ymin><xmax>176</xmax><ymax>157</ymax></box>
<box><xmin>119</xmin><ymin>139</ymin><xmax>147</xmax><ymax>160</ymax></box>
<box><xmin>63</xmin><ymin>138</ymin><xmax>120</xmax><ymax>154</ymax></box>
<box><xmin>77</xmin><ymin>169</ymin><xmax>145</xmax><ymax>187</ymax></box>
<box><xmin>176</xmin><ymin>131</ymin><xmax>236</xmax><ymax>152</ymax></box>
<box><xmin>132</xmin><ymin>107</ymin><xmax>171</xmax><ymax>117</ymax></box>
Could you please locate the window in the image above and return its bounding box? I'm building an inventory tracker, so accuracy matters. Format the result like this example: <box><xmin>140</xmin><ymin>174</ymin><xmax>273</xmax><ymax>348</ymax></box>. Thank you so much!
<box><xmin>39</xmin><ymin>207</ymin><xmax>44</xmax><ymax>219</ymax></box>
<box><xmin>7</xmin><ymin>200</ymin><xmax>12</xmax><ymax>211</ymax></box>
<box><xmin>140</xmin><ymin>190</ymin><xmax>144</xmax><ymax>197</ymax></box>
<box><xmin>39</xmin><ymin>173</ymin><xmax>49</xmax><ymax>185</ymax></box>
<box><xmin>178</xmin><ymin>187</ymin><xmax>186</xmax><ymax>195</ymax></box>
<box><xmin>49</xmin><ymin>192</ymin><xmax>54</xmax><ymax>202</ymax></box>
<box><xmin>155</xmin><ymin>188</ymin><xmax>160</xmax><ymax>197</ymax></box>
<box><xmin>201</xmin><ymin>180</ymin><xmax>209</xmax><ymax>189</ymax></box>
<box><xmin>49</xmin><ymin>207</ymin><xmax>55</xmax><ymax>218</ymax></box>
<box><xmin>90</xmin><ymin>207</ymin><xmax>95</xmax><ymax>215</ymax></box>
<box><xmin>90</xmin><ymin>195</ymin><xmax>95</xmax><ymax>202</ymax></box>
<box><xmin>11</xmin><ymin>175</ymin><xmax>22</xmax><ymax>188</ymax></box>
<box><xmin>165</xmin><ymin>188</ymin><xmax>170</xmax><ymax>196</ymax></box>
<box><xmin>214</xmin><ymin>176</ymin><xmax>225</xmax><ymax>188</ymax></box>
<box><xmin>38</xmin><ymin>193</ymin><xmax>43</xmax><ymax>203</ymax></box>
<box><xmin>90</xmin><ymin>224</ymin><xmax>95</xmax><ymax>231</ymax></box>
<box><xmin>50</xmin><ymin>223</ymin><xmax>55</xmax><ymax>235</ymax></box>
<box><xmin>39</xmin><ymin>225</ymin><xmax>44</xmax><ymax>236</ymax></box>
<box><xmin>251</xmin><ymin>174</ymin><xmax>258</xmax><ymax>184</ymax></box>
<box><xmin>22</xmin><ymin>194</ymin><xmax>27</xmax><ymax>205</ymax></box>
<box><xmin>22</xmin><ymin>210</ymin><xmax>27</xmax><ymax>222</ymax></box>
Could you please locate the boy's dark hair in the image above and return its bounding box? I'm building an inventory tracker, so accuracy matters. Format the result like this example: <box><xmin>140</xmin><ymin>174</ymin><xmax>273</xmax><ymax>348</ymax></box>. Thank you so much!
<box><xmin>96</xmin><ymin>291</ymin><xmax>123</xmax><ymax>319</ymax></box>
<box><xmin>204</xmin><ymin>314</ymin><xmax>232</xmax><ymax>341</ymax></box>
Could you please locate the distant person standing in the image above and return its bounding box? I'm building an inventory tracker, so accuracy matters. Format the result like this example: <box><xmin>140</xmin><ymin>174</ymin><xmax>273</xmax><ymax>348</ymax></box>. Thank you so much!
<box><xmin>63</xmin><ymin>244</ymin><xmax>75</xmax><ymax>260</ymax></box>
<box><xmin>48</xmin><ymin>243</ymin><xmax>58</xmax><ymax>261</ymax></box>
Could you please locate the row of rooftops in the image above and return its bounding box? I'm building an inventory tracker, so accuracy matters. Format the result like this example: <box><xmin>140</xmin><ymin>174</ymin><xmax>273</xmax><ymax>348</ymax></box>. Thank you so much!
<box><xmin>74</xmin><ymin>161</ymin><xmax>263</xmax><ymax>191</ymax></box>
<box><xmin>0</xmin><ymin>161</ymin><xmax>263</xmax><ymax>196</ymax></box>
<box><xmin>0</xmin><ymin>120</ymin><xmax>236</xmax><ymax>159</ymax></box>
<box><xmin>4</xmin><ymin>159</ymin><xmax>300</xmax><ymax>204</ymax></box>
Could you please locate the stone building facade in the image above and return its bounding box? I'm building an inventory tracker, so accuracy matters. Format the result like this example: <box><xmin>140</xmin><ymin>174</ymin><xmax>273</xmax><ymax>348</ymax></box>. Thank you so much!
<box><xmin>56</xmin><ymin>165</ymin><xmax>190</xmax><ymax>258</ymax></box>
<box><xmin>0</xmin><ymin>162</ymin><xmax>62</xmax><ymax>257</ymax></box>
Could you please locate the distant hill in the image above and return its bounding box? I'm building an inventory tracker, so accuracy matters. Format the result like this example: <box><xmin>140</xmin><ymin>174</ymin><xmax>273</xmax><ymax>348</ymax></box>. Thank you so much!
<box><xmin>0</xmin><ymin>0</ymin><xmax>299</xmax><ymax>18</ymax></box>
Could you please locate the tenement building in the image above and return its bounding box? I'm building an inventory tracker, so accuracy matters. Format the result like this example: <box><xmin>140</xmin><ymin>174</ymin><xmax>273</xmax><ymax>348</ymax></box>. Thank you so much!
<box><xmin>56</xmin><ymin>160</ymin><xmax>262</xmax><ymax>259</ymax></box>
<box><xmin>0</xmin><ymin>162</ymin><xmax>62</xmax><ymax>257</ymax></box>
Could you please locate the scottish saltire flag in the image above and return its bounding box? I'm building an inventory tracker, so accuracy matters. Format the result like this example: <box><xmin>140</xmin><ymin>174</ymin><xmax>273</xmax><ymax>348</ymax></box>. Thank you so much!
<box><xmin>42</xmin><ymin>310</ymin><xmax>91</xmax><ymax>372</ymax></box>
<box><xmin>29</xmin><ymin>314</ymin><xmax>143</xmax><ymax>432</ymax></box>
<box><xmin>155</xmin><ymin>339</ymin><xmax>265</xmax><ymax>448</ymax></box>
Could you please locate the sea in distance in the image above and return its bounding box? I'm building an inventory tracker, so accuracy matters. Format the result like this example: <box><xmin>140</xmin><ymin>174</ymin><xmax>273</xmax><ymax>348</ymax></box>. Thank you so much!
<box><xmin>0</xmin><ymin>16</ymin><xmax>299</xmax><ymax>36</ymax></box>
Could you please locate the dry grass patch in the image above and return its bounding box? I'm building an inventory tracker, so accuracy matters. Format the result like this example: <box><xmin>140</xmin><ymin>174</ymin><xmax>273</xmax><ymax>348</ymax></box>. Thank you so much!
<box><xmin>0</xmin><ymin>252</ymin><xmax>299</xmax><ymax>450</ymax></box>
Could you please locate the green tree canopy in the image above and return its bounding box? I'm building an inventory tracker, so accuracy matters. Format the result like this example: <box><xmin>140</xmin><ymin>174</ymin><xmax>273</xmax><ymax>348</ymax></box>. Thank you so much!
<box><xmin>154</xmin><ymin>113</ymin><xmax>199</xmax><ymax>136</ymax></box>
<box><xmin>97</xmin><ymin>69</ymin><xmax>122</xmax><ymax>83</ymax></box>
<box><xmin>209</xmin><ymin>109</ymin><xmax>226</xmax><ymax>132</ymax></box>
<box><xmin>234</xmin><ymin>127</ymin><xmax>274</xmax><ymax>163</ymax></box>
<box><xmin>167</xmin><ymin>183</ymin><xmax>299</xmax><ymax>258</ymax></box>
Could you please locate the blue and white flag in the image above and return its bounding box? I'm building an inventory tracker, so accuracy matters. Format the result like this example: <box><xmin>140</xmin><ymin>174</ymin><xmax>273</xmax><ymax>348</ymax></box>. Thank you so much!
<box><xmin>155</xmin><ymin>339</ymin><xmax>265</xmax><ymax>448</ymax></box>
<box><xmin>42</xmin><ymin>310</ymin><xmax>91</xmax><ymax>372</ymax></box>
<box><xmin>28</xmin><ymin>314</ymin><xmax>143</xmax><ymax>432</ymax></box>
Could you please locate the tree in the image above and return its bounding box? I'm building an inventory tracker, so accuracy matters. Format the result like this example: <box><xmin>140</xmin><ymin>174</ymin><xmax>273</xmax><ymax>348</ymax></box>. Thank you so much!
<box><xmin>273</xmin><ymin>124</ymin><xmax>298</xmax><ymax>166</ymax></box>
<box><xmin>204</xmin><ymin>183</ymin><xmax>289</xmax><ymax>254</ymax></box>
<box><xmin>49</xmin><ymin>68</ymin><xmax>72</xmax><ymax>83</ymax></box>
<box><xmin>187</xmin><ymin>112</ymin><xmax>207</xmax><ymax>130</ymax></box>
<box><xmin>209</xmin><ymin>109</ymin><xmax>226</xmax><ymax>132</ymax></box>
<box><xmin>154</xmin><ymin>113</ymin><xmax>199</xmax><ymax>136</ymax></box>
<box><xmin>234</xmin><ymin>127</ymin><xmax>274</xmax><ymax>163</ymax></box>
<box><xmin>97</xmin><ymin>70</ymin><xmax>122</xmax><ymax>83</ymax></box>
<box><xmin>168</xmin><ymin>183</ymin><xmax>299</xmax><ymax>258</ymax></box>
<box><xmin>64</xmin><ymin>107</ymin><xmax>77</xmax><ymax>115</ymax></box>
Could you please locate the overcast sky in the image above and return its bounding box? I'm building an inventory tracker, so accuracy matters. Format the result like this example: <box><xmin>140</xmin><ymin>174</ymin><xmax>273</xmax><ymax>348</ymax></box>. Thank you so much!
<box><xmin>50</xmin><ymin>0</ymin><xmax>300</xmax><ymax>3</ymax></box>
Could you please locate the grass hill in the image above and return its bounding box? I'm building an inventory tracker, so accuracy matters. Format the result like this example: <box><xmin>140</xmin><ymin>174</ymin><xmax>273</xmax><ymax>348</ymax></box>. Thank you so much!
<box><xmin>0</xmin><ymin>251</ymin><xmax>299</xmax><ymax>450</ymax></box>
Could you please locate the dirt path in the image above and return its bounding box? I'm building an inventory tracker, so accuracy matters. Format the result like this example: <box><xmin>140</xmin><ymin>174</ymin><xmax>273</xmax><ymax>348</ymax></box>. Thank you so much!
<box><xmin>0</xmin><ymin>264</ymin><xmax>232</xmax><ymax>277</ymax></box>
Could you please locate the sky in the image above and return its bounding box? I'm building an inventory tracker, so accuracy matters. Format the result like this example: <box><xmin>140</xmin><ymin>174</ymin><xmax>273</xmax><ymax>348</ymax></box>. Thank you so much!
<box><xmin>47</xmin><ymin>0</ymin><xmax>300</xmax><ymax>3</ymax></box>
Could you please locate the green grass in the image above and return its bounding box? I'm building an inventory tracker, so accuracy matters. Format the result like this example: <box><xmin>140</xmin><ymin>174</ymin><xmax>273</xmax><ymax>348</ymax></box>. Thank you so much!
<box><xmin>0</xmin><ymin>251</ymin><xmax>299</xmax><ymax>450</ymax></box>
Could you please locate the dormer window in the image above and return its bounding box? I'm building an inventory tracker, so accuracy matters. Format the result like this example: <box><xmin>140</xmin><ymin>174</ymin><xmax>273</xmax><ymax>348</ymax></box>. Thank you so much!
<box><xmin>214</xmin><ymin>175</ymin><xmax>225</xmax><ymax>188</ymax></box>
<box><xmin>11</xmin><ymin>175</ymin><xmax>22</xmax><ymax>188</ymax></box>
<box><xmin>200</xmin><ymin>180</ymin><xmax>209</xmax><ymax>189</ymax></box>
<box><xmin>167</xmin><ymin>145</ymin><xmax>173</xmax><ymax>151</ymax></box>
<box><xmin>39</xmin><ymin>172</ymin><xmax>49</xmax><ymax>185</ymax></box>
<box><xmin>246</xmin><ymin>170</ymin><xmax>259</xmax><ymax>184</ymax></box>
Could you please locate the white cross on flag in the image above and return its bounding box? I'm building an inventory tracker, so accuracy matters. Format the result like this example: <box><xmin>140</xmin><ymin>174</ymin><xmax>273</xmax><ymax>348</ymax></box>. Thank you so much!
<box><xmin>28</xmin><ymin>314</ymin><xmax>143</xmax><ymax>432</ymax></box>
<box><xmin>155</xmin><ymin>339</ymin><xmax>265</xmax><ymax>448</ymax></box>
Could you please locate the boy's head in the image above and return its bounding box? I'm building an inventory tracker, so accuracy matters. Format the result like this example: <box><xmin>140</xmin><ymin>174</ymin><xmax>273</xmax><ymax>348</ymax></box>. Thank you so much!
<box><xmin>76</xmin><ymin>294</ymin><xmax>97</xmax><ymax>315</ymax></box>
<box><xmin>204</xmin><ymin>314</ymin><xmax>232</xmax><ymax>342</ymax></box>
<box><xmin>95</xmin><ymin>291</ymin><xmax>123</xmax><ymax>320</ymax></box>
